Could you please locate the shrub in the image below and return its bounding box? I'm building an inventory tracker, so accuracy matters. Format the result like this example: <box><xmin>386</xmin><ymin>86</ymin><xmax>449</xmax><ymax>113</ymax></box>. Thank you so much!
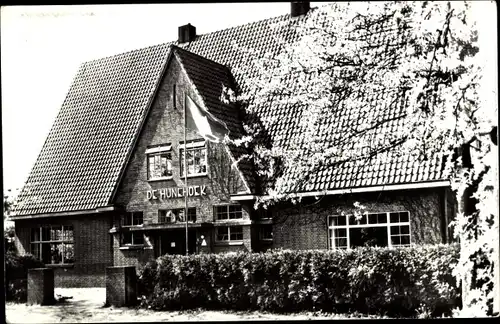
<box><xmin>5</xmin><ymin>251</ymin><xmax>45</xmax><ymax>302</ymax></box>
<box><xmin>137</xmin><ymin>244</ymin><xmax>460</xmax><ymax>317</ymax></box>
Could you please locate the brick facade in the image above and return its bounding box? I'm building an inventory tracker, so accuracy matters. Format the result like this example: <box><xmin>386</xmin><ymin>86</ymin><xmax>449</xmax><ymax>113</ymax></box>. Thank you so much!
<box><xmin>111</xmin><ymin>53</ymin><xmax>251</xmax><ymax>265</ymax></box>
<box><xmin>14</xmin><ymin>213</ymin><xmax>113</xmax><ymax>287</ymax></box>
<box><xmin>12</xmin><ymin>54</ymin><xmax>456</xmax><ymax>288</ymax></box>
<box><xmin>256</xmin><ymin>188</ymin><xmax>450</xmax><ymax>251</ymax></box>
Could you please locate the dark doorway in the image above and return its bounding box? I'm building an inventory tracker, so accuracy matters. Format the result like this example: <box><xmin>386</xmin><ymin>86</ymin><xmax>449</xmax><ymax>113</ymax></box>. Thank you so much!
<box><xmin>154</xmin><ymin>229</ymin><xmax>197</xmax><ymax>257</ymax></box>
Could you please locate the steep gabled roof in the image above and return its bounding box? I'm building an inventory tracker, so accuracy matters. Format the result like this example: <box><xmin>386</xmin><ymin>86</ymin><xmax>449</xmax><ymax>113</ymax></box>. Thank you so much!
<box><xmin>173</xmin><ymin>46</ymin><xmax>256</xmax><ymax>192</ymax></box>
<box><xmin>14</xmin><ymin>44</ymin><xmax>172</xmax><ymax>215</ymax></box>
<box><xmin>13</xmin><ymin>5</ymin><xmax>447</xmax><ymax>216</ymax></box>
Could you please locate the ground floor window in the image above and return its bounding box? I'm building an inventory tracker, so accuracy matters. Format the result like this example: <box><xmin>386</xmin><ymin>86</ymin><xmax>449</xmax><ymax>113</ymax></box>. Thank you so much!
<box><xmin>328</xmin><ymin>211</ymin><xmax>411</xmax><ymax>249</ymax></box>
<box><xmin>259</xmin><ymin>225</ymin><xmax>273</xmax><ymax>241</ymax></box>
<box><xmin>216</xmin><ymin>225</ymin><xmax>243</xmax><ymax>242</ymax></box>
<box><xmin>31</xmin><ymin>225</ymin><xmax>74</xmax><ymax>265</ymax></box>
<box><xmin>158</xmin><ymin>208</ymin><xmax>196</xmax><ymax>223</ymax></box>
<box><xmin>121</xmin><ymin>232</ymin><xmax>144</xmax><ymax>246</ymax></box>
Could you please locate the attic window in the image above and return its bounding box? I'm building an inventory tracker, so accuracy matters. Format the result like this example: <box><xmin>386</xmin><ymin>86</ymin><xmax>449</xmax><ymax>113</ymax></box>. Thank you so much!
<box><xmin>147</xmin><ymin>144</ymin><xmax>173</xmax><ymax>180</ymax></box>
<box><xmin>179</xmin><ymin>141</ymin><xmax>207</xmax><ymax>177</ymax></box>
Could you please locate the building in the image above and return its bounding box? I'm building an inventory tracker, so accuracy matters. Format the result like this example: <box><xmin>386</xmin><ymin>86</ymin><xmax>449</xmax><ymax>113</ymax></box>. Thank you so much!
<box><xmin>10</xmin><ymin>2</ymin><xmax>457</xmax><ymax>287</ymax></box>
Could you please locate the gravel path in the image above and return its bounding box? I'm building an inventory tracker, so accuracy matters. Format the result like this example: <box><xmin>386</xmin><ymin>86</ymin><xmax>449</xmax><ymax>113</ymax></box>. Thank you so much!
<box><xmin>6</xmin><ymin>288</ymin><xmax>385</xmax><ymax>322</ymax></box>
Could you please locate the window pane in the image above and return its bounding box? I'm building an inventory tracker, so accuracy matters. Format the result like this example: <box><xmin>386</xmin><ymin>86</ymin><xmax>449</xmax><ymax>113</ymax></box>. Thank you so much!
<box><xmin>63</xmin><ymin>226</ymin><xmax>74</xmax><ymax>241</ymax></box>
<box><xmin>349</xmin><ymin>214</ymin><xmax>367</xmax><ymax>225</ymax></box>
<box><xmin>50</xmin><ymin>243</ymin><xmax>64</xmax><ymax>264</ymax></box>
<box><xmin>400</xmin><ymin>236</ymin><xmax>410</xmax><ymax>245</ymax></box>
<box><xmin>41</xmin><ymin>243</ymin><xmax>51</xmax><ymax>264</ymax></box>
<box><xmin>188</xmin><ymin>208</ymin><xmax>196</xmax><ymax>222</ymax></box>
<box><xmin>391</xmin><ymin>225</ymin><xmax>400</xmax><ymax>235</ymax></box>
<box><xmin>377</xmin><ymin>213</ymin><xmax>387</xmax><ymax>224</ymax></box>
<box><xmin>133</xmin><ymin>233</ymin><xmax>144</xmax><ymax>245</ymax></box>
<box><xmin>64</xmin><ymin>243</ymin><xmax>75</xmax><ymax>263</ymax></box>
<box><xmin>230</xmin><ymin>226</ymin><xmax>243</xmax><ymax>240</ymax></box>
<box><xmin>216</xmin><ymin>206</ymin><xmax>228</xmax><ymax>220</ymax></box>
<box><xmin>389</xmin><ymin>212</ymin><xmax>399</xmax><ymax>223</ymax></box>
<box><xmin>158</xmin><ymin>210</ymin><xmax>166</xmax><ymax>223</ymax></box>
<box><xmin>217</xmin><ymin>226</ymin><xmax>229</xmax><ymax>241</ymax></box>
<box><xmin>148</xmin><ymin>156</ymin><xmax>155</xmax><ymax>178</ymax></box>
<box><xmin>260</xmin><ymin>225</ymin><xmax>273</xmax><ymax>240</ymax></box>
<box><xmin>133</xmin><ymin>212</ymin><xmax>143</xmax><ymax>225</ymax></box>
<box><xmin>31</xmin><ymin>243</ymin><xmax>40</xmax><ymax>259</ymax></box>
<box><xmin>122</xmin><ymin>232</ymin><xmax>132</xmax><ymax>245</ymax></box>
<box><xmin>330</xmin><ymin>215</ymin><xmax>346</xmax><ymax>226</ymax></box>
<box><xmin>335</xmin><ymin>238</ymin><xmax>348</xmax><ymax>248</ymax></box>
<box><xmin>334</xmin><ymin>228</ymin><xmax>347</xmax><ymax>238</ymax></box>
<box><xmin>41</xmin><ymin>227</ymin><xmax>51</xmax><ymax>241</ymax></box>
<box><xmin>349</xmin><ymin>227</ymin><xmax>388</xmax><ymax>248</ymax></box>
<box><xmin>400</xmin><ymin>212</ymin><xmax>409</xmax><ymax>223</ymax></box>
<box><xmin>401</xmin><ymin>225</ymin><xmax>410</xmax><ymax>235</ymax></box>
<box><xmin>391</xmin><ymin>236</ymin><xmax>401</xmax><ymax>246</ymax></box>
<box><xmin>31</xmin><ymin>228</ymin><xmax>40</xmax><ymax>242</ymax></box>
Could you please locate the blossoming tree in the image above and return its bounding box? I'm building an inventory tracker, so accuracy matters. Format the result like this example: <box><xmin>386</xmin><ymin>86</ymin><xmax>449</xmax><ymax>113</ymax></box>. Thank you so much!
<box><xmin>228</xmin><ymin>1</ymin><xmax>498</xmax><ymax>316</ymax></box>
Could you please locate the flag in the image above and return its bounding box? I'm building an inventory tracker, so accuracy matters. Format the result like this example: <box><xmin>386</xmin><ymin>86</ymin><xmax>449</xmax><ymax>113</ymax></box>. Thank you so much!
<box><xmin>185</xmin><ymin>93</ymin><xmax>229</xmax><ymax>142</ymax></box>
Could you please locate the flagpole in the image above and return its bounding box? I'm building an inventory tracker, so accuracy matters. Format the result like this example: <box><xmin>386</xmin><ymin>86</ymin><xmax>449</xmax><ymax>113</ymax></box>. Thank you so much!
<box><xmin>184</xmin><ymin>93</ymin><xmax>189</xmax><ymax>256</ymax></box>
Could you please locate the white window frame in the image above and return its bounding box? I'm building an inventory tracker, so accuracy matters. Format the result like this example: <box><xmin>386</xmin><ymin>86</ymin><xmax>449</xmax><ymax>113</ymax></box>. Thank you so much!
<box><xmin>179</xmin><ymin>141</ymin><xmax>208</xmax><ymax>177</ymax></box>
<box><xmin>328</xmin><ymin>211</ymin><xmax>411</xmax><ymax>249</ymax></box>
<box><xmin>158</xmin><ymin>208</ymin><xmax>196</xmax><ymax>224</ymax></box>
<box><xmin>215</xmin><ymin>205</ymin><xmax>243</xmax><ymax>221</ymax></box>
<box><xmin>122</xmin><ymin>212</ymin><xmax>143</xmax><ymax>227</ymax></box>
<box><xmin>30</xmin><ymin>225</ymin><xmax>74</xmax><ymax>265</ymax></box>
<box><xmin>147</xmin><ymin>145</ymin><xmax>173</xmax><ymax>181</ymax></box>
<box><xmin>121</xmin><ymin>232</ymin><xmax>144</xmax><ymax>246</ymax></box>
<box><xmin>216</xmin><ymin>225</ymin><xmax>244</xmax><ymax>242</ymax></box>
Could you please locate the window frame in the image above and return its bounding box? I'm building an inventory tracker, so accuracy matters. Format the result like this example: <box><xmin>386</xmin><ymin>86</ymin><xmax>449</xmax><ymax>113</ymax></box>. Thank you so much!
<box><xmin>179</xmin><ymin>142</ymin><xmax>208</xmax><ymax>177</ymax></box>
<box><xmin>216</xmin><ymin>225</ymin><xmax>244</xmax><ymax>242</ymax></box>
<box><xmin>259</xmin><ymin>224</ymin><xmax>273</xmax><ymax>241</ymax></box>
<box><xmin>147</xmin><ymin>146</ymin><xmax>173</xmax><ymax>181</ymax></box>
<box><xmin>328</xmin><ymin>211</ymin><xmax>411</xmax><ymax>249</ymax></box>
<box><xmin>121</xmin><ymin>232</ymin><xmax>145</xmax><ymax>246</ymax></box>
<box><xmin>122</xmin><ymin>212</ymin><xmax>143</xmax><ymax>227</ymax></box>
<box><xmin>30</xmin><ymin>225</ymin><xmax>74</xmax><ymax>265</ymax></box>
<box><xmin>158</xmin><ymin>208</ymin><xmax>196</xmax><ymax>224</ymax></box>
<box><xmin>215</xmin><ymin>205</ymin><xmax>243</xmax><ymax>221</ymax></box>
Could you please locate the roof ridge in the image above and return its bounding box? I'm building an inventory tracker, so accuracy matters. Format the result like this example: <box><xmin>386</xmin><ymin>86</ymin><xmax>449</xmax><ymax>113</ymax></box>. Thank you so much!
<box><xmin>80</xmin><ymin>5</ymin><xmax>322</xmax><ymax>67</ymax></box>
<box><xmin>172</xmin><ymin>45</ymin><xmax>230</xmax><ymax>71</ymax></box>
<box><xmin>82</xmin><ymin>42</ymin><xmax>174</xmax><ymax>66</ymax></box>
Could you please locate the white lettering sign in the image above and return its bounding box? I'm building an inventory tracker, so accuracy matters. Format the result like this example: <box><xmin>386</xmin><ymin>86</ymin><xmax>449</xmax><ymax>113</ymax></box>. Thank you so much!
<box><xmin>146</xmin><ymin>185</ymin><xmax>207</xmax><ymax>200</ymax></box>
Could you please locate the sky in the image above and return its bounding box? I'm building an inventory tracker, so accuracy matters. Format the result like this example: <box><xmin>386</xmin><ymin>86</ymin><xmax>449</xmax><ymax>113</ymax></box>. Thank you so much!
<box><xmin>1</xmin><ymin>2</ymin><xmax>497</xmax><ymax>197</ymax></box>
<box><xmin>1</xmin><ymin>3</ymin><xmax>330</xmax><ymax>195</ymax></box>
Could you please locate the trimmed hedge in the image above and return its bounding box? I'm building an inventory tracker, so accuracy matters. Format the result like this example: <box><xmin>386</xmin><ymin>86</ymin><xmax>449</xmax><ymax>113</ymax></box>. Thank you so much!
<box><xmin>5</xmin><ymin>251</ymin><xmax>45</xmax><ymax>302</ymax></box>
<box><xmin>138</xmin><ymin>244</ymin><xmax>461</xmax><ymax>317</ymax></box>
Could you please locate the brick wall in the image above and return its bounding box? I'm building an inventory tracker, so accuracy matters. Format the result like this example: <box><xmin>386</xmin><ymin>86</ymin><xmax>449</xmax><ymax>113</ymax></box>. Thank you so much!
<box><xmin>112</xmin><ymin>53</ymin><xmax>250</xmax><ymax>258</ymax></box>
<box><xmin>14</xmin><ymin>213</ymin><xmax>113</xmax><ymax>287</ymax></box>
<box><xmin>267</xmin><ymin>188</ymin><xmax>448</xmax><ymax>250</ymax></box>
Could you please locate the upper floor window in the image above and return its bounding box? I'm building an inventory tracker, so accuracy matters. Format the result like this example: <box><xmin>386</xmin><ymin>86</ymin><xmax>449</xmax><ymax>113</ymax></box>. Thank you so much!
<box><xmin>180</xmin><ymin>141</ymin><xmax>207</xmax><ymax>177</ymax></box>
<box><xmin>215</xmin><ymin>205</ymin><xmax>243</xmax><ymax>221</ymax></box>
<box><xmin>122</xmin><ymin>211</ymin><xmax>143</xmax><ymax>227</ymax></box>
<box><xmin>158</xmin><ymin>208</ymin><xmax>196</xmax><ymax>224</ymax></box>
<box><xmin>146</xmin><ymin>144</ymin><xmax>172</xmax><ymax>180</ymax></box>
<box><xmin>216</xmin><ymin>225</ymin><xmax>243</xmax><ymax>242</ymax></box>
<box><xmin>31</xmin><ymin>225</ymin><xmax>74</xmax><ymax>265</ymax></box>
<box><xmin>328</xmin><ymin>211</ymin><xmax>410</xmax><ymax>249</ymax></box>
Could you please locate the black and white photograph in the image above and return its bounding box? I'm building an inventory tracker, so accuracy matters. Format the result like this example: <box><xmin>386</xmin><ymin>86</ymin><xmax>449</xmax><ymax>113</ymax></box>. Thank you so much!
<box><xmin>2</xmin><ymin>1</ymin><xmax>498</xmax><ymax>321</ymax></box>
